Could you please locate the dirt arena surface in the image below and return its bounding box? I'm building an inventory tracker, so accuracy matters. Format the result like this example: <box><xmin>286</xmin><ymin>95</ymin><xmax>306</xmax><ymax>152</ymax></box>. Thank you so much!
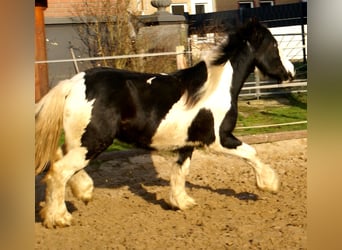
<box><xmin>35</xmin><ymin>137</ymin><xmax>307</xmax><ymax>249</ymax></box>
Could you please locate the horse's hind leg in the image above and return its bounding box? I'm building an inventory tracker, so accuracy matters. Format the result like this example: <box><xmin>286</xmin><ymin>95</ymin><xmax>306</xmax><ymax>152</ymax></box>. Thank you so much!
<box><xmin>68</xmin><ymin>170</ymin><xmax>94</xmax><ymax>204</ymax></box>
<box><xmin>169</xmin><ymin>146</ymin><xmax>197</xmax><ymax>210</ymax></box>
<box><xmin>56</xmin><ymin>146</ymin><xmax>94</xmax><ymax>204</ymax></box>
<box><xmin>40</xmin><ymin>147</ymin><xmax>89</xmax><ymax>228</ymax></box>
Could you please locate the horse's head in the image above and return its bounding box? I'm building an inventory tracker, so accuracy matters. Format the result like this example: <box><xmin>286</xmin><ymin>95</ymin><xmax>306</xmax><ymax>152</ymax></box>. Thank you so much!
<box><xmin>239</xmin><ymin>18</ymin><xmax>295</xmax><ymax>83</ymax></box>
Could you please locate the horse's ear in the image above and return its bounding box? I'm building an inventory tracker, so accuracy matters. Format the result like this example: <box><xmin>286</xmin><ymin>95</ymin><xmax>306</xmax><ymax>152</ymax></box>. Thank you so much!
<box><xmin>239</xmin><ymin>17</ymin><xmax>262</xmax><ymax>44</ymax></box>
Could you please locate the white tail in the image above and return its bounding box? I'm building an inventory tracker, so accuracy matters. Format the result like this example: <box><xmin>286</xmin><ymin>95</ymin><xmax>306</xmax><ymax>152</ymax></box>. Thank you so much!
<box><xmin>35</xmin><ymin>73</ymin><xmax>85</xmax><ymax>174</ymax></box>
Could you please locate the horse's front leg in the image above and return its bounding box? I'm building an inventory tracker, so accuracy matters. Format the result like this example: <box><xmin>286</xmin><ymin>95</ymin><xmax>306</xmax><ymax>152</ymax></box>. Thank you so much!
<box><xmin>40</xmin><ymin>147</ymin><xmax>89</xmax><ymax>228</ymax></box>
<box><xmin>215</xmin><ymin>134</ymin><xmax>279</xmax><ymax>192</ymax></box>
<box><xmin>169</xmin><ymin>146</ymin><xmax>197</xmax><ymax>210</ymax></box>
<box><xmin>232</xmin><ymin>142</ymin><xmax>279</xmax><ymax>192</ymax></box>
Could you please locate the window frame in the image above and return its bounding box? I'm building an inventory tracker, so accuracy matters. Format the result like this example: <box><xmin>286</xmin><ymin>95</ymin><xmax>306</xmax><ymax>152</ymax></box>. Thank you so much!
<box><xmin>190</xmin><ymin>0</ymin><xmax>214</xmax><ymax>14</ymax></box>
<box><xmin>239</xmin><ymin>1</ymin><xmax>254</xmax><ymax>9</ymax></box>
<box><xmin>170</xmin><ymin>3</ymin><xmax>188</xmax><ymax>15</ymax></box>
<box><xmin>259</xmin><ymin>0</ymin><xmax>274</xmax><ymax>7</ymax></box>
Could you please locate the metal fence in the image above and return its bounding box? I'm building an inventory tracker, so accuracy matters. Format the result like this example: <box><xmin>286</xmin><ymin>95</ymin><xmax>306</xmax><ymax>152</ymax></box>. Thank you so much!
<box><xmin>186</xmin><ymin>2</ymin><xmax>307</xmax><ymax>64</ymax></box>
<box><xmin>36</xmin><ymin>41</ymin><xmax>307</xmax><ymax>99</ymax></box>
<box><xmin>185</xmin><ymin>2</ymin><xmax>307</xmax><ymax>101</ymax></box>
<box><xmin>185</xmin><ymin>2</ymin><xmax>307</xmax><ymax>33</ymax></box>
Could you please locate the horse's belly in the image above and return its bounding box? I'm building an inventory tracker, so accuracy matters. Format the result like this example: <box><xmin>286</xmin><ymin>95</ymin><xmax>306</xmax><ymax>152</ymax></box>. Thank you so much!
<box><xmin>150</xmin><ymin>97</ymin><xmax>230</xmax><ymax>150</ymax></box>
<box><xmin>150</xmin><ymin>99</ymin><xmax>199</xmax><ymax>149</ymax></box>
<box><xmin>150</xmin><ymin>112</ymin><xmax>196</xmax><ymax>150</ymax></box>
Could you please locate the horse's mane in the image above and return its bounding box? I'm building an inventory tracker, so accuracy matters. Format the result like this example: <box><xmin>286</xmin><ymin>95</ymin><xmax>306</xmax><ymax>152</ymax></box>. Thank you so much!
<box><xmin>172</xmin><ymin>61</ymin><xmax>208</xmax><ymax>108</ymax></box>
<box><xmin>172</xmin><ymin>28</ymin><xmax>247</xmax><ymax>109</ymax></box>
<box><xmin>210</xmin><ymin>29</ymin><xmax>246</xmax><ymax>66</ymax></box>
<box><xmin>210</xmin><ymin>18</ymin><xmax>267</xmax><ymax>66</ymax></box>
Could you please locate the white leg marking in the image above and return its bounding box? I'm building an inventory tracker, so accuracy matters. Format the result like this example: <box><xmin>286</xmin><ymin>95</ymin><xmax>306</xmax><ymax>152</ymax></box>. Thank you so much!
<box><xmin>213</xmin><ymin>142</ymin><xmax>279</xmax><ymax>192</ymax></box>
<box><xmin>68</xmin><ymin>169</ymin><xmax>94</xmax><ymax>204</ymax></box>
<box><xmin>40</xmin><ymin>147</ymin><xmax>89</xmax><ymax>228</ymax></box>
<box><xmin>169</xmin><ymin>158</ymin><xmax>197</xmax><ymax>210</ymax></box>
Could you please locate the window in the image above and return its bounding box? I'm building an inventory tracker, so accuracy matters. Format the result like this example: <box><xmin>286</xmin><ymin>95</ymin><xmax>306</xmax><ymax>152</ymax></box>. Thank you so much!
<box><xmin>191</xmin><ymin>1</ymin><xmax>213</xmax><ymax>14</ymax></box>
<box><xmin>260</xmin><ymin>1</ymin><xmax>274</xmax><ymax>7</ymax></box>
<box><xmin>239</xmin><ymin>1</ymin><xmax>254</xmax><ymax>9</ymax></box>
<box><xmin>195</xmin><ymin>4</ymin><xmax>205</xmax><ymax>14</ymax></box>
<box><xmin>170</xmin><ymin>4</ymin><xmax>187</xmax><ymax>15</ymax></box>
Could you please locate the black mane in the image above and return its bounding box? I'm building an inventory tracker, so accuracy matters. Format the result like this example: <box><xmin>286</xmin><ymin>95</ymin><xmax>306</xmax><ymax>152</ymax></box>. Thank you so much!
<box><xmin>211</xmin><ymin>18</ymin><xmax>270</xmax><ymax>66</ymax></box>
<box><xmin>211</xmin><ymin>31</ymin><xmax>246</xmax><ymax>66</ymax></box>
<box><xmin>172</xmin><ymin>61</ymin><xmax>208</xmax><ymax>107</ymax></box>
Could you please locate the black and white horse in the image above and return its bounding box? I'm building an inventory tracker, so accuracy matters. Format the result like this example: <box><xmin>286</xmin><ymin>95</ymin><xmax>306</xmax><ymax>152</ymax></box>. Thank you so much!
<box><xmin>35</xmin><ymin>18</ymin><xmax>294</xmax><ymax>228</ymax></box>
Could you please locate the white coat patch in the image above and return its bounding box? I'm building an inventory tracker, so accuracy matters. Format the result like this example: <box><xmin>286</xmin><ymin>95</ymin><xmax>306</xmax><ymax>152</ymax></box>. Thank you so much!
<box><xmin>151</xmin><ymin>61</ymin><xmax>234</xmax><ymax>150</ymax></box>
<box><xmin>63</xmin><ymin>76</ymin><xmax>95</xmax><ymax>149</ymax></box>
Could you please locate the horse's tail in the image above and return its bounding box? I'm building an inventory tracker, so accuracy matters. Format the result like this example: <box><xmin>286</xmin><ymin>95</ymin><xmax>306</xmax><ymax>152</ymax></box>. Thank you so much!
<box><xmin>35</xmin><ymin>73</ymin><xmax>85</xmax><ymax>175</ymax></box>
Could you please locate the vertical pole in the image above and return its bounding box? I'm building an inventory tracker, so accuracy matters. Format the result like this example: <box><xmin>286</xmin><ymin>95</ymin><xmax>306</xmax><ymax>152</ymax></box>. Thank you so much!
<box><xmin>176</xmin><ymin>45</ymin><xmax>186</xmax><ymax>69</ymax></box>
<box><xmin>187</xmin><ymin>37</ymin><xmax>192</xmax><ymax>66</ymax></box>
<box><xmin>255</xmin><ymin>68</ymin><xmax>261</xmax><ymax>100</ymax></box>
<box><xmin>69</xmin><ymin>45</ymin><xmax>80</xmax><ymax>73</ymax></box>
<box><xmin>239</xmin><ymin>7</ymin><xmax>244</xmax><ymax>24</ymax></box>
<box><xmin>300</xmin><ymin>2</ymin><xmax>307</xmax><ymax>64</ymax></box>
<box><xmin>35</xmin><ymin>2</ymin><xmax>49</xmax><ymax>102</ymax></box>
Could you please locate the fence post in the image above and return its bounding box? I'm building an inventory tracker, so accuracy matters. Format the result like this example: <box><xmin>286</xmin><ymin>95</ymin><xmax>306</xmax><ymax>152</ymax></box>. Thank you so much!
<box><xmin>187</xmin><ymin>37</ymin><xmax>193</xmax><ymax>66</ymax></box>
<box><xmin>239</xmin><ymin>8</ymin><xmax>244</xmax><ymax>23</ymax></box>
<box><xmin>300</xmin><ymin>2</ymin><xmax>307</xmax><ymax>64</ymax></box>
<box><xmin>69</xmin><ymin>45</ymin><xmax>80</xmax><ymax>73</ymax></box>
<box><xmin>254</xmin><ymin>68</ymin><xmax>261</xmax><ymax>100</ymax></box>
<box><xmin>176</xmin><ymin>45</ymin><xmax>186</xmax><ymax>69</ymax></box>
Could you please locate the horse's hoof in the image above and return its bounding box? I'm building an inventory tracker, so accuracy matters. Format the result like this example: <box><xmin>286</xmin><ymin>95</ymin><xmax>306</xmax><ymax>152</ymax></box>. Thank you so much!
<box><xmin>169</xmin><ymin>192</ymin><xmax>197</xmax><ymax>210</ymax></box>
<box><xmin>256</xmin><ymin>166</ymin><xmax>280</xmax><ymax>193</ymax></box>
<box><xmin>40</xmin><ymin>207</ymin><xmax>73</xmax><ymax>228</ymax></box>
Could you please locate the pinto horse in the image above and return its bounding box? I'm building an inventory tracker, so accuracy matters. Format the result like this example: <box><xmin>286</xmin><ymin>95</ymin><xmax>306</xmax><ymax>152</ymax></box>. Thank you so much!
<box><xmin>35</xmin><ymin>18</ymin><xmax>294</xmax><ymax>228</ymax></box>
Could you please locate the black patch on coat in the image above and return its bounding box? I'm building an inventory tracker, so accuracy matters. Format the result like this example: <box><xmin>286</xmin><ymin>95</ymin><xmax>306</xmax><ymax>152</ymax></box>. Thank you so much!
<box><xmin>187</xmin><ymin>108</ymin><xmax>215</xmax><ymax>146</ymax></box>
<box><xmin>219</xmin><ymin>103</ymin><xmax>242</xmax><ymax>149</ymax></box>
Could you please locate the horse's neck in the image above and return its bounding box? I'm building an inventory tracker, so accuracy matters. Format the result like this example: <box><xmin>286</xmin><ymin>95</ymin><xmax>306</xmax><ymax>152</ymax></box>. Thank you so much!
<box><xmin>196</xmin><ymin>61</ymin><xmax>233</xmax><ymax>105</ymax></box>
<box><xmin>229</xmin><ymin>45</ymin><xmax>255</xmax><ymax>101</ymax></box>
<box><xmin>198</xmin><ymin>41</ymin><xmax>255</xmax><ymax>104</ymax></box>
<box><xmin>209</xmin><ymin>62</ymin><xmax>233</xmax><ymax>90</ymax></box>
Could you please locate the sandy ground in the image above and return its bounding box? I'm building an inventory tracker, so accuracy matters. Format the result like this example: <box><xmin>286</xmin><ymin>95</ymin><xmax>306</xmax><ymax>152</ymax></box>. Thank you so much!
<box><xmin>35</xmin><ymin>137</ymin><xmax>307</xmax><ymax>249</ymax></box>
